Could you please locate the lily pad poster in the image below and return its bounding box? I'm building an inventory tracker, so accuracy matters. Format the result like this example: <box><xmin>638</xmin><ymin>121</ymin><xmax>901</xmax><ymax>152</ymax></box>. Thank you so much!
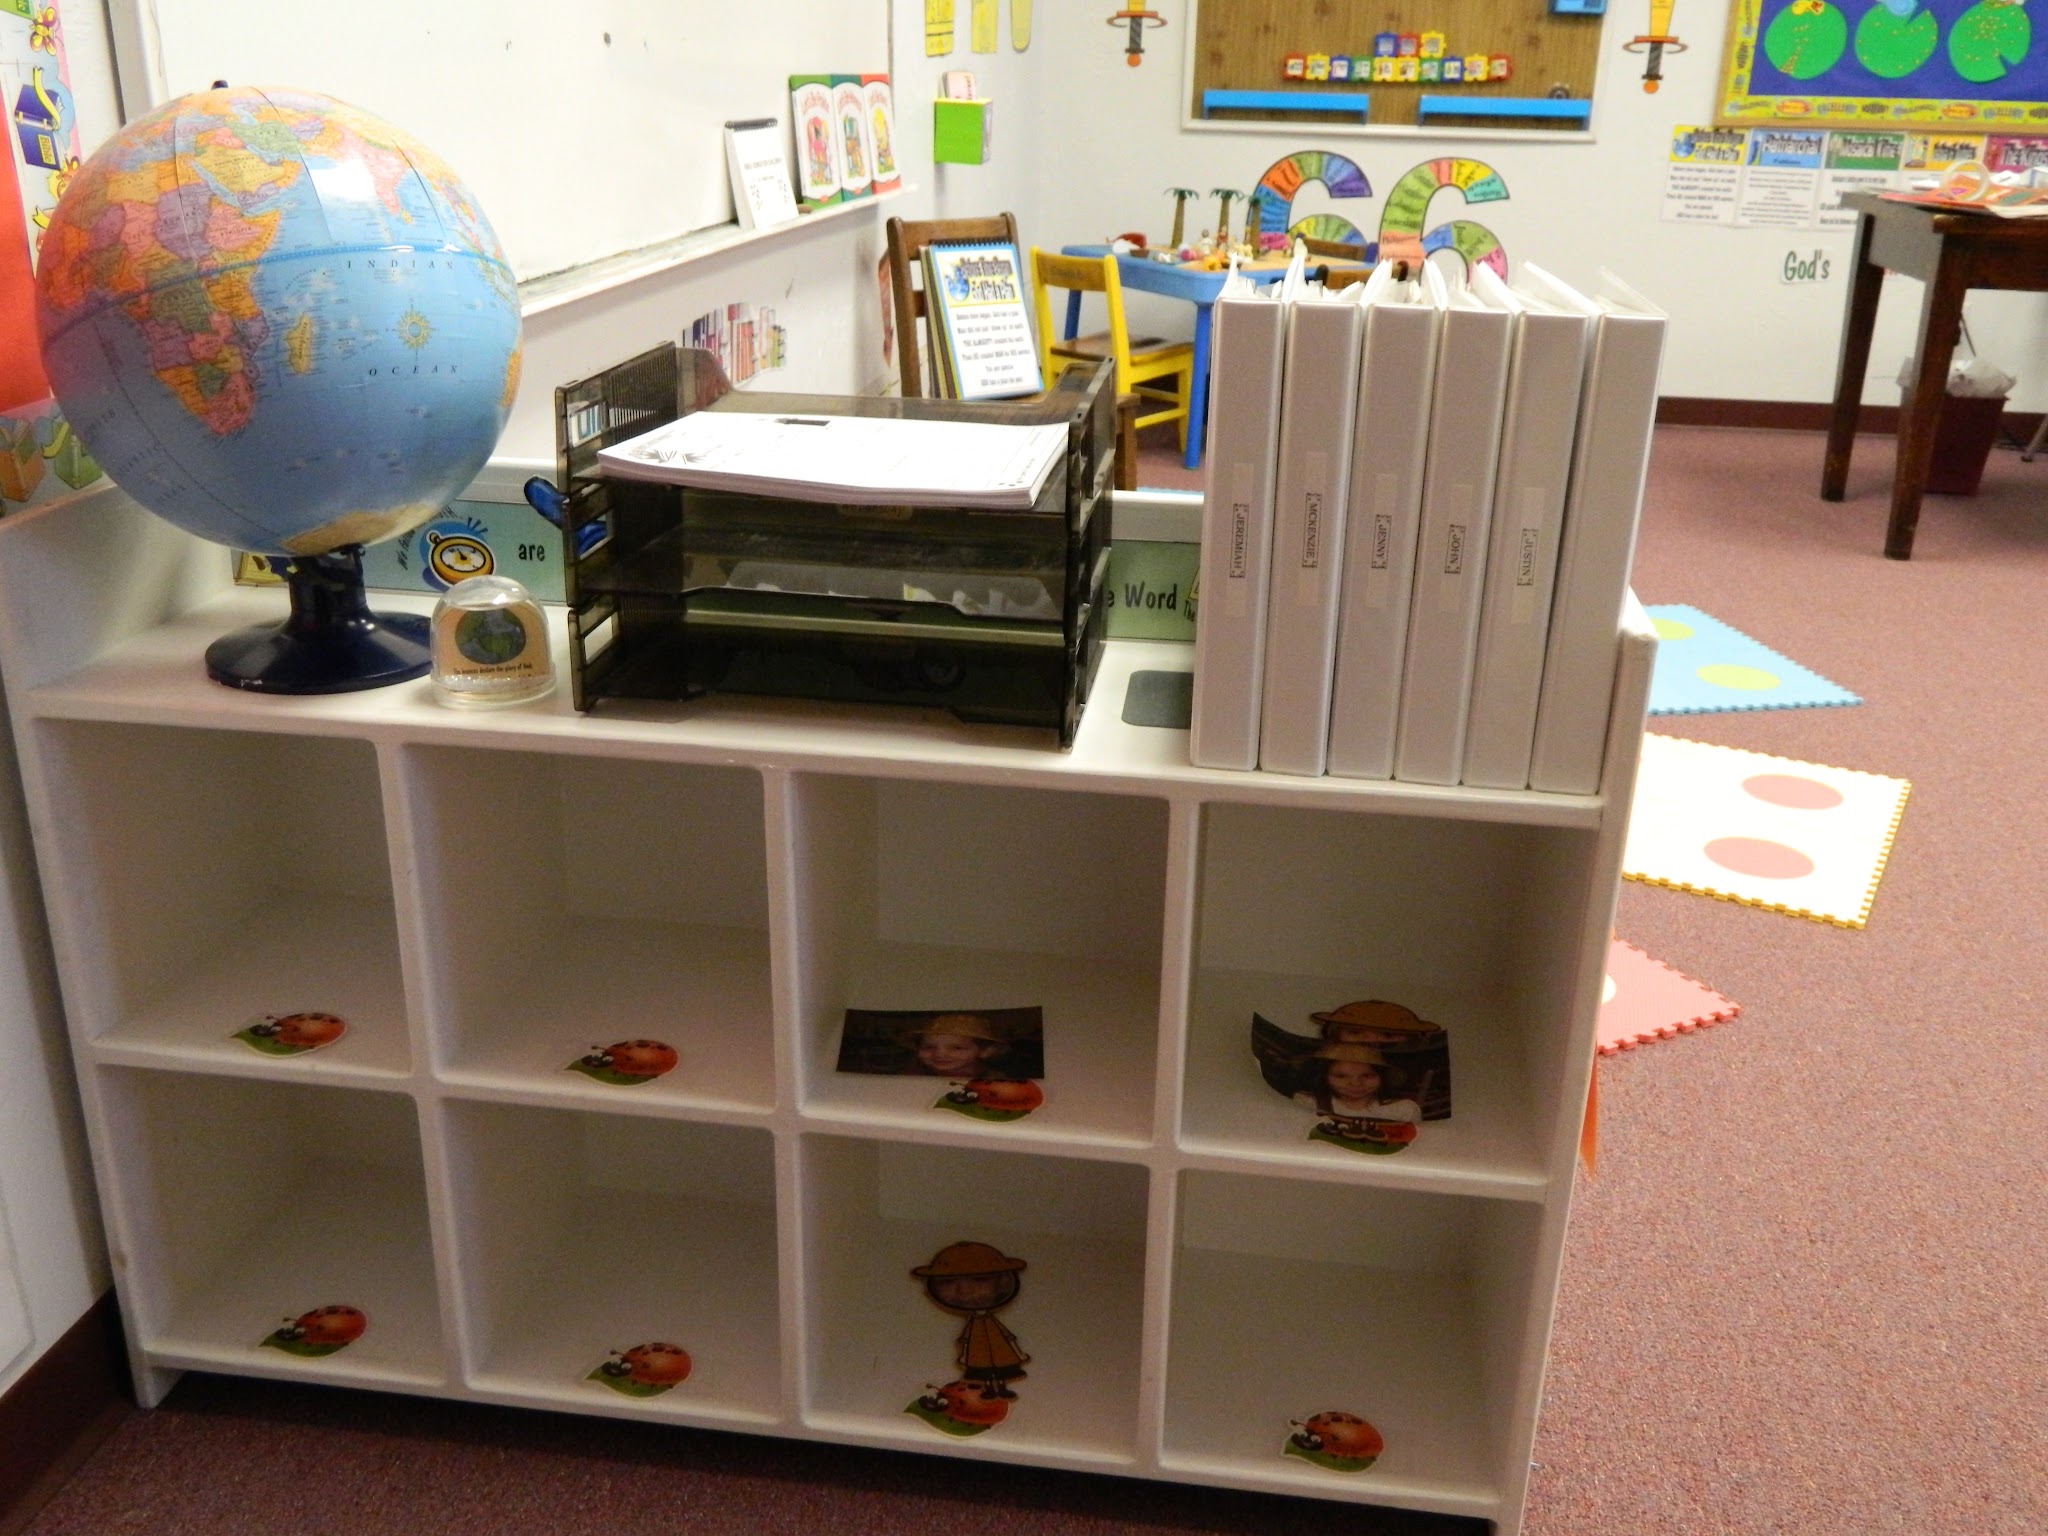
<box><xmin>1719</xmin><ymin>0</ymin><xmax>2048</xmax><ymax>129</ymax></box>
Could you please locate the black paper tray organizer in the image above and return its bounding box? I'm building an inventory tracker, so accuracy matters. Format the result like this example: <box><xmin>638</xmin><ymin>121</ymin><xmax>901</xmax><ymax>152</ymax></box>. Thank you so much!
<box><xmin>551</xmin><ymin>346</ymin><xmax>1116</xmax><ymax>748</ymax></box>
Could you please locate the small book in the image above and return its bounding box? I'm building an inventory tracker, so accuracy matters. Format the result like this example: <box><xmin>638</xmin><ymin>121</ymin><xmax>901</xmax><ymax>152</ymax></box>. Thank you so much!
<box><xmin>788</xmin><ymin>76</ymin><xmax>840</xmax><ymax>208</ymax></box>
<box><xmin>862</xmin><ymin>75</ymin><xmax>901</xmax><ymax>194</ymax></box>
<box><xmin>1190</xmin><ymin>289</ymin><xmax>1288</xmax><ymax>771</ymax></box>
<box><xmin>830</xmin><ymin>77</ymin><xmax>873</xmax><ymax>200</ymax></box>
<box><xmin>1460</xmin><ymin>263</ymin><xmax>1593</xmax><ymax>790</ymax></box>
<box><xmin>723</xmin><ymin>118</ymin><xmax>799</xmax><ymax>232</ymax></box>
<box><xmin>920</xmin><ymin>241</ymin><xmax>1041</xmax><ymax>401</ymax></box>
<box><xmin>1528</xmin><ymin>271</ymin><xmax>1667</xmax><ymax>795</ymax></box>
<box><xmin>1326</xmin><ymin>263</ymin><xmax>1444</xmax><ymax>780</ymax></box>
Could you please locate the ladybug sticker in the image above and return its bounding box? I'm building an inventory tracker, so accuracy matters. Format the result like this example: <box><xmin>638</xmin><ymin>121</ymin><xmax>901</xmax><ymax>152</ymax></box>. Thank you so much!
<box><xmin>568</xmin><ymin>1039</ymin><xmax>678</xmax><ymax>1086</ymax></box>
<box><xmin>234</xmin><ymin>1011</ymin><xmax>348</xmax><ymax>1055</ymax></box>
<box><xmin>1285</xmin><ymin>1409</ymin><xmax>1384</xmax><ymax>1472</ymax></box>
<box><xmin>263</xmin><ymin>1304</ymin><xmax>367</xmax><ymax>1356</ymax></box>
<box><xmin>590</xmin><ymin>1341</ymin><xmax>692</xmax><ymax>1397</ymax></box>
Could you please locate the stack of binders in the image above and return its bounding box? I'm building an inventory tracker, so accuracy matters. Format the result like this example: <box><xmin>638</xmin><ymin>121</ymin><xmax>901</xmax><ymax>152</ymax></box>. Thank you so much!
<box><xmin>1190</xmin><ymin>256</ymin><xmax>1665</xmax><ymax>791</ymax></box>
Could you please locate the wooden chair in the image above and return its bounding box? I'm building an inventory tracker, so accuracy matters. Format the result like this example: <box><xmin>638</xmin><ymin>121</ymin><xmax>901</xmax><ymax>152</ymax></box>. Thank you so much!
<box><xmin>885</xmin><ymin>213</ymin><xmax>1022</xmax><ymax>399</ymax></box>
<box><xmin>1029</xmin><ymin>248</ymin><xmax>1195</xmax><ymax>462</ymax></box>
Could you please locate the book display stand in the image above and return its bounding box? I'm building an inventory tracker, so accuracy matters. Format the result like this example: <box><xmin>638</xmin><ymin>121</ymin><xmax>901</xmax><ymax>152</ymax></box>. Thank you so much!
<box><xmin>0</xmin><ymin>481</ymin><xmax>1653</xmax><ymax>1533</ymax></box>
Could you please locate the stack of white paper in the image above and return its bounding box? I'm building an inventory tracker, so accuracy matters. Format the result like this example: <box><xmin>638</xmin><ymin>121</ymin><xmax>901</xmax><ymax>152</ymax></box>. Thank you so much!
<box><xmin>597</xmin><ymin>411</ymin><xmax>1068</xmax><ymax>510</ymax></box>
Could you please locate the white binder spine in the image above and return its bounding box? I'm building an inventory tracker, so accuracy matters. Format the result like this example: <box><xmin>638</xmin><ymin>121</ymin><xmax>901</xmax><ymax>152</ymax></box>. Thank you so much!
<box><xmin>1257</xmin><ymin>293</ymin><xmax>1364</xmax><ymax>776</ymax></box>
<box><xmin>1190</xmin><ymin>293</ymin><xmax>1288</xmax><ymax>770</ymax></box>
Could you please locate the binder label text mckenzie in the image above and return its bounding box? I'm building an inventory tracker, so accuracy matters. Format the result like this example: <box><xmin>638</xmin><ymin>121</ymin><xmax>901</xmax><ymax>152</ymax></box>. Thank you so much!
<box><xmin>1301</xmin><ymin>492</ymin><xmax>1322</xmax><ymax>569</ymax></box>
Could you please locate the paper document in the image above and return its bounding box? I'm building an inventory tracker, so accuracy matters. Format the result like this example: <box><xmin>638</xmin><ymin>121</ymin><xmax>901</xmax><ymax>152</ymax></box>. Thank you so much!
<box><xmin>597</xmin><ymin>412</ymin><xmax>1068</xmax><ymax>509</ymax></box>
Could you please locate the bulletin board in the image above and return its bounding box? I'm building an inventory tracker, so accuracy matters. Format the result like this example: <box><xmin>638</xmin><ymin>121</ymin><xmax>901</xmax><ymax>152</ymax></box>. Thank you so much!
<box><xmin>103</xmin><ymin>0</ymin><xmax>889</xmax><ymax>284</ymax></box>
<box><xmin>1718</xmin><ymin>0</ymin><xmax>2048</xmax><ymax>130</ymax></box>
<box><xmin>1188</xmin><ymin>0</ymin><xmax>1605</xmax><ymax>132</ymax></box>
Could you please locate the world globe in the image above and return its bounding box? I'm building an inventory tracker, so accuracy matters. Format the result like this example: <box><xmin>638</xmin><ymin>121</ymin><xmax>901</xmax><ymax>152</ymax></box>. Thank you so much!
<box><xmin>34</xmin><ymin>84</ymin><xmax>523</xmax><ymax>691</ymax></box>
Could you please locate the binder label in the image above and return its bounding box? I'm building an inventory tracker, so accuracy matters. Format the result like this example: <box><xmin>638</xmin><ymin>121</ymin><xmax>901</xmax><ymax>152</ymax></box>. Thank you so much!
<box><xmin>1226</xmin><ymin>462</ymin><xmax>1254</xmax><ymax>618</ymax></box>
<box><xmin>1366</xmin><ymin>472</ymin><xmax>1398</xmax><ymax>610</ymax></box>
<box><xmin>1512</xmin><ymin>485</ymin><xmax>1545</xmax><ymax>624</ymax></box>
<box><xmin>1301</xmin><ymin>491</ymin><xmax>1322</xmax><ymax>569</ymax></box>
<box><xmin>1437</xmin><ymin>484</ymin><xmax>1472</xmax><ymax>611</ymax></box>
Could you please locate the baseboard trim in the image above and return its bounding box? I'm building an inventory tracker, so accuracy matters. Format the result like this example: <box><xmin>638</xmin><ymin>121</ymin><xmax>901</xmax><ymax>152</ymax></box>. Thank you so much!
<box><xmin>1657</xmin><ymin>396</ymin><xmax>2045</xmax><ymax>441</ymax></box>
<box><xmin>0</xmin><ymin>1292</ymin><xmax>133</xmax><ymax>1536</ymax></box>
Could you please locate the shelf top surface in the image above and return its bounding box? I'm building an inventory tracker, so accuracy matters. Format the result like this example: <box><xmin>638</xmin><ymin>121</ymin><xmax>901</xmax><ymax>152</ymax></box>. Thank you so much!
<box><xmin>24</xmin><ymin>591</ymin><xmax>1608</xmax><ymax>825</ymax></box>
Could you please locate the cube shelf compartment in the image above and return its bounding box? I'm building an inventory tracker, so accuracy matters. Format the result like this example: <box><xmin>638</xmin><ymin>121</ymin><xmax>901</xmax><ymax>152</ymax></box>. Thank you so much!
<box><xmin>801</xmin><ymin>1136</ymin><xmax>1149</xmax><ymax>1463</ymax></box>
<box><xmin>0</xmin><ymin>485</ymin><xmax>1653</xmax><ymax>1534</ymax></box>
<box><xmin>442</xmin><ymin>1101</ymin><xmax>780</xmax><ymax>1424</ymax></box>
<box><xmin>36</xmin><ymin>721</ymin><xmax>410</xmax><ymax>1079</ymax></box>
<box><xmin>787</xmin><ymin>775</ymin><xmax>1168</xmax><ymax>1148</ymax></box>
<box><xmin>102</xmin><ymin>1070</ymin><xmax>443</xmax><ymax>1388</ymax></box>
<box><xmin>402</xmin><ymin>746</ymin><xmax>774</xmax><ymax>1116</ymax></box>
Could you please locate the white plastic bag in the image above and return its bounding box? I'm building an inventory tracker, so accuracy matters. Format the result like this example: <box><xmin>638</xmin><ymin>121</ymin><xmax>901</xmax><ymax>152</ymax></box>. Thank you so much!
<box><xmin>1895</xmin><ymin>355</ymin><xmax>2015</xmax><ymax>398</ymax></box>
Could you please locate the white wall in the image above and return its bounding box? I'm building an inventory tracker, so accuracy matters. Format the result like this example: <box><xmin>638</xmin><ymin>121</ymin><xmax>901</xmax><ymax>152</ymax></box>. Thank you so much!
<box><xmin>1021</xmin><ymin>0</ymin><xmax>2048</xmax><ymax>410</ymax></box>
<box><xmin>0</xmin><ymin>3</ymin><xmax>118</xmax><ymax>1400</ymax></box>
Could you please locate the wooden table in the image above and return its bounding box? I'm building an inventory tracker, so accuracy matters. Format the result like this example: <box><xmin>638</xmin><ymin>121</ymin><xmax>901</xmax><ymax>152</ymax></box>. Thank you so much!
<box><xmin>1823</xmin><ymin>189</ymin><xmax>2048</xmax><ymax>559</ymax></box>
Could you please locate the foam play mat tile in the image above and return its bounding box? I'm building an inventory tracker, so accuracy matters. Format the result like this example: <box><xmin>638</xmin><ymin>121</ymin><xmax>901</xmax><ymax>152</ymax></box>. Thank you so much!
<box><xmin>1623</xmin><ymin>734</ymin><xmax>1910</xmax><ymax>929</ymax></box>
<box><xmin>1597</xmin><ymin>938</ymin><xmax>1741</xmax><ymax>1054</ymax></box>
<box><xmin>1645</xmin><ymin>604</ymin><xmax>1860</xmax><ymax>715</ymax></box>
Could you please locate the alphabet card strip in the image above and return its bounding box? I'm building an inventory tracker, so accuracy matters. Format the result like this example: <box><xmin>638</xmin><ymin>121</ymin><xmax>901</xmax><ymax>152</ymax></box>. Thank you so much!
<box><xmin>1623</xmin><ymin>735</ymin><xmax>1910</xmax><ymax>929</ymax></box>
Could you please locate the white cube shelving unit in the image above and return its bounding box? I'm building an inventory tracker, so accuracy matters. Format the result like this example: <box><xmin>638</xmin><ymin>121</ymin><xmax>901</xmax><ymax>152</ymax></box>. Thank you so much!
<box><xmin>0</xmin><ymin>484</ymin><xmax>1654</xmax><ymax>1534</ymax></box>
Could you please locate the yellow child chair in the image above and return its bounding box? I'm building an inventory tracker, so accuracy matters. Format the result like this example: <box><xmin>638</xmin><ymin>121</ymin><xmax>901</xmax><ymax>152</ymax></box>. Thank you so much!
<box><xmin>1029</xmin><ymin>249</ymin><xmax>1196</xmax><ymax>461</ymax></box>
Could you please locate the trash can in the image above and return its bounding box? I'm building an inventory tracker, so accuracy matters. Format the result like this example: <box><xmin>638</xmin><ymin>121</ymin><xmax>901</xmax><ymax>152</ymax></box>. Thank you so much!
<box><xmin>1900</xmin><ymin>387</ymin><xmax>2008</xmax><ymax>496</ymax></box>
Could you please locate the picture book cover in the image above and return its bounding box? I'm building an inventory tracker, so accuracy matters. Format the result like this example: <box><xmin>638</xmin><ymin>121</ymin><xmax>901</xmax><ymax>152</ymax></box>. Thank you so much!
<box><xmin>922</xmin><ymin>242</ymin><xmax>1041</xmax><ymax>401</ymax></box>
<box><xmin>788</xmin><ymin>76</ymin><xmax>840</xmax><ymax>208</ymax></box>
<box><xmin>831</xmin><ymin>76</ymin><xmax>873</xmax><ymax>200</ymax></box>
<box><xmin>863</xmin><ymin>74</ymin><xmax>901</xmax><ymax>194</ymax></box>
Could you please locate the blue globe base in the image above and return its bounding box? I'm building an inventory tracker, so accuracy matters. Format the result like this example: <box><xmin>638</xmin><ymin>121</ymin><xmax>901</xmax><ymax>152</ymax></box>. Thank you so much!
<box><xmin>205</xmin><ymin>546</ymin><xmax>432</xmax><ymax>694</ymax></box>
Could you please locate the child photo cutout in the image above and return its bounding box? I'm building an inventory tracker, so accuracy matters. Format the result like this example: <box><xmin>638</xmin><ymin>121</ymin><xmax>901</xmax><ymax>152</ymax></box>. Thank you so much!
<box><xmin>837</xmin><ymin>1006</ymin><xmax>1046</xmax><ymax>1119</ymax></box>
<box><xmin>904</xmin><ymin>1240</ymin><xmax>1030</xmax><ymax>1435</ymax></box>
<box><xmin>1251</xmin><ymin>999</ymin><xmax>1451</xmax><ymax>1155</ymax></box>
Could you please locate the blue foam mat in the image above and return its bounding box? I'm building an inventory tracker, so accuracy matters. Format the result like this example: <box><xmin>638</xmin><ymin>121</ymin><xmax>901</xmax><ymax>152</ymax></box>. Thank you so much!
<box><xmin>1645</xmin><ymin>605</ymin><xmax>1861</xmax><ymax>715</ymax></box>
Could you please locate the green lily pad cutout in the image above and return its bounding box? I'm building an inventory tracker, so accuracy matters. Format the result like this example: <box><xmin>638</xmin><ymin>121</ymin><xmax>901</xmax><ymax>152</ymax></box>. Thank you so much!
<box><xmin>1766</xmin><ymin>2</ymin><xmax>1849</xmax><ymax>77</ymax></box>
<box><xmin>1949</xmin><ymin>0</ymin><xmax>2031</xmax><ymax>83</ymax></box>
<box><xmin>933</xmin><ymin>1095</ymin><xmax>1032</xmax><ymax>1122</ymax></box>
<box><xmin>904</xmin><ymin>1397</ymin><xmax>996</xmax><ymax>1436</ymax></box>
<box><xmin>588</xmin><ymin>1366</ymin><xmax>675</xmax><ymax>1396</ymax></box>
<box><xmin>1285</xmin><ymin>1440</ymin><xmax>1378</xmax><ymax>1473</ymax></box>
<box><xmin>1309</xmin><ymin>1124</ymin><xmax>1412</xmax><ymax>1155</ymax></box>
<box><xmin>1855</xmin><ymin>5</ymin><xmax>1938</xmax><ymax>76</ymax></box>
<box><xmin>566</xmin><ymin>1060</ymin><xmax>662</xmax><ymax>1087</ymax></box>
<box><xmin>261</xmin><ymin>1333</ymin><xmax>351</xmax><ymax>1357</ymax></box>
<box><xmin>234</xmin><ymin>1028</ymin><xmax>314</xmax><ymax>1055</ymax></box>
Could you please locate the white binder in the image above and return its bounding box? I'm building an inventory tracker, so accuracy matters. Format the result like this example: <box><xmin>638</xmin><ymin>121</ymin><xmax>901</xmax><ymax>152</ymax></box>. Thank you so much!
<box><xmin>1327</xmin><ymin>265</ymin><xmax>1445</xmax><ymax>781</ymax></box>
<box><xmin>1392</xmin><ymin>274</ymin><xmax>1515</xmax><ymax>787</ymax></box>
<box><xmin>1461</xmin><ymin>264</ymin><xmax>1594</xmax><ymax>790</ymax></box>
<box><xmin>1257</xmin><ymin>288</ymin><xmax>1364</xmax><ymax>776</ymax></box>
<box><xmin>1527</xmin><ymin>271</ymin><xmax>1667</xmax><ymax>796</ymax></box>
<box><xmin>1190</xmin><ymin>290</ymin><xmax>1289</xmax><ymax>770</ymax></box>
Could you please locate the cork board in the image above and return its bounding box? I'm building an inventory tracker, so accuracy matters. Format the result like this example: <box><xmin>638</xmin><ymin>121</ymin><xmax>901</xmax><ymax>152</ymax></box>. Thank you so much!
<box><xmin>1189</xmin><ymin>0</ymin><xmax>1605</xmax><ymax>131</ymax></box>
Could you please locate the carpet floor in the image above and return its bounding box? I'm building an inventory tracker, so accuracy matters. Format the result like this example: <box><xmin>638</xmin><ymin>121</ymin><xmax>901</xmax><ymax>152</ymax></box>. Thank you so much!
<box><xmin>20</xmin><ymin>426</ymin><xmax>2048</xmax><ymax>1536</ymax></box>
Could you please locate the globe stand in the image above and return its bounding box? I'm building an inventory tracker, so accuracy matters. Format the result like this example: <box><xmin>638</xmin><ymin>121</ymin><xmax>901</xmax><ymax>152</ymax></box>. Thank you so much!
<box><xmin>205</xmin><ymin>545</ymin><xmax>431</xmax><ymax>694</ymax></box>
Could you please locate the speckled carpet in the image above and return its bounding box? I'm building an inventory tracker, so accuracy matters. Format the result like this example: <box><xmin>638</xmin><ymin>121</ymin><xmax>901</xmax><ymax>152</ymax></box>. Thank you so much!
<box><xmin>22</xmin><ymin>426</ymin><xmax>2048</xmax><ymax>1536</ymax></box>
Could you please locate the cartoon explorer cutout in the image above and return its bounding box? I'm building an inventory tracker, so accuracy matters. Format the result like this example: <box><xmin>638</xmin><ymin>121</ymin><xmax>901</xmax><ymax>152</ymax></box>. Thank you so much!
<box><xmin>912</xmin><ymin>1241</ymin><xmax>1030</xmax><ymax>1397</ymax></box>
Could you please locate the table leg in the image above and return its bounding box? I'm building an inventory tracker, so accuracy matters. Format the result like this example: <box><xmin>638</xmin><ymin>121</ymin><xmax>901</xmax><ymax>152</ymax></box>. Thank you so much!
<box><xmin>1185</xmin><ymin>302</ymin><xmax>1213</xmax><ymax>471</ymax></box>
<box><xmin>1822</xmin><ymin>211</ymin><xmax>1884</xmax><ymax>502</ymax></box>
<box><xmin>1889</xmin><ymin>251</ymin><xmax>1970</xmax><ymax>560</ymax></box>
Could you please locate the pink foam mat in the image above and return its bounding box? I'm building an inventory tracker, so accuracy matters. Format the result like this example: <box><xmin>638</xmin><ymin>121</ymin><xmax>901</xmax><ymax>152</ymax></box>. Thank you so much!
<box><xmin>1596</xmin><ymin>938</ymin><xmax>1742</xmax><ymax>1054</ymax></box>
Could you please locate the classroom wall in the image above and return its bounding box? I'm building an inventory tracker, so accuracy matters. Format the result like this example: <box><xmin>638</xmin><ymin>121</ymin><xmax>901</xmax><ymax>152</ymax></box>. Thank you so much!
<box><xmin>1022</xmin><ymin>0</ymin><xmax>2048</xmax><ymax>411</ymax></box>
<box><xmin>0</xmin><ymin>2</ymin><xmax>117</xmax><ymax>1400</ymax></box>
